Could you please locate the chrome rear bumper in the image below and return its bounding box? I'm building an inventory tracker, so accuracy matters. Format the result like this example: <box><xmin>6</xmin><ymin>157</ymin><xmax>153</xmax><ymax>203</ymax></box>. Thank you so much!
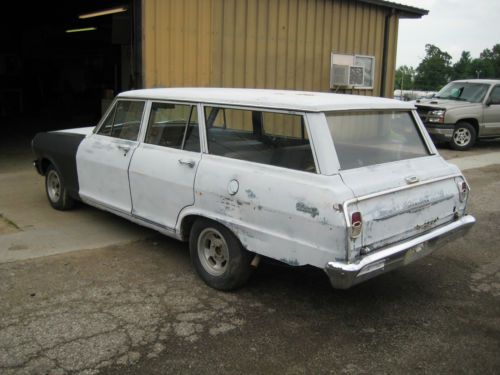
<box><xmin>325</xmin><ymin>215</ymin><xmax>475</xmax><ymax>289</ymax></box>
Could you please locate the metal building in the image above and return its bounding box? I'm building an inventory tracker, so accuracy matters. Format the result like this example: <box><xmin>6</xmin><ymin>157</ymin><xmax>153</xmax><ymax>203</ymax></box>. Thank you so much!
<box><xmin>0</xmin><ymin>0</ymin><xmax>427</xmax><ymax>133</ymax></box>
<box><xmin>142</xmin><ymin>0</ymin><xmax>427</xmax><ymax>97</ymax></box>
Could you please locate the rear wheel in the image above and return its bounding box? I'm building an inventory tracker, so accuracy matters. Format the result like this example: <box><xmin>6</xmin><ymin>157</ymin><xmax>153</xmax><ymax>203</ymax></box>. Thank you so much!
<box><xmin>45</xmin><ymin>165</ymin><xmax>75</xmax><ymax>210</ymax></box>
<box><xmin>450</xmin><ymin>121</ymin><xmax>476</xmax><ymax>150</ymax></box>
<box><xmin>189</xmin><ymin>218</ymin><xmax>253</xmax><ymax>291</ymax></box>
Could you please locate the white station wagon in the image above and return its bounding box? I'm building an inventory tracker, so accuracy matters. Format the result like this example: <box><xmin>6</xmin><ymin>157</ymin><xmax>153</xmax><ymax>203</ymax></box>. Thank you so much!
<box><xmin>32</xmin><ymin>88</ymin><xmax>475</xmax><ymax>290</ymax></box>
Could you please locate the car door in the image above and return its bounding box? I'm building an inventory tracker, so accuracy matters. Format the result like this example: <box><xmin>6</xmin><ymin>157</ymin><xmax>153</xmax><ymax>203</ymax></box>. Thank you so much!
<box><xmin>483</xmin><ymin>85</ymin><xmax>500</xmax><ymax>136</ymax></box>
<box><xmin>128</xmin><ymin>101</ymin><xmax>202</xmax><ymax>231</ymax></box>
<box><xmin>77</xmin><ymin>99</ymin><xmax>146</xmax><ymax>214</ymax></box>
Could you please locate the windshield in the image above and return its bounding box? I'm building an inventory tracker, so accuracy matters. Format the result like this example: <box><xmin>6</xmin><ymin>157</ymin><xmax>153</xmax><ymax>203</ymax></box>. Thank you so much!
<box><xmin>435</xmin><ymin>82</ymin><xmax>489</xmax><ymax>103</ymax></box>
<box><xmin>326</xmin><ymin>111</ymin><xmax>430</xmax><ymax>170</ymax></box>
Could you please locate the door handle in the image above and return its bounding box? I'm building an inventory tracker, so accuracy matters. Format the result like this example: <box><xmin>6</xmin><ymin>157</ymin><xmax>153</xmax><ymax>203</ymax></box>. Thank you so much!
<box><xmin>178</xmin><ymin>159</ymin><xmax>195</xmax><ymax>168</ymax></box>
<box><xmin>117</xmin><ymin>145</ymin><xmax>131</xmax><ymax>154</ymax></box>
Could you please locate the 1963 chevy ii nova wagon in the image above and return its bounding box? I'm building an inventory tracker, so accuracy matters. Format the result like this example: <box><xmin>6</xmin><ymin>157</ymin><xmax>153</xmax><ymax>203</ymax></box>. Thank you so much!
<box><xmin>32</xmin><ymin>88</ymin><xmax>475</xmax><ymax>290</ymax></box>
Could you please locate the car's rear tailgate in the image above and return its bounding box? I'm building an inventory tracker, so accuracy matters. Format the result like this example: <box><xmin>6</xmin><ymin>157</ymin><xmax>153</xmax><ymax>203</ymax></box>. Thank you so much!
<box><xmin>339</xmin><ymin>156</ymin><xmax>468</xmax><ymax>260</ymax></box>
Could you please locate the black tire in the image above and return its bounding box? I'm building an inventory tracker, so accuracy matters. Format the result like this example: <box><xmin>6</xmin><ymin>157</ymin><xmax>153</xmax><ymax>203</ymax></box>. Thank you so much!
<box><xmin>450</xmin><ymin>121</ymin><xmax>476</xmax><ymax>151</ymax></box>
<box><xmin>45</xmin><ymin>164</ymin><xmax>75</xmax><ymax>210</ymax></box>
<box><xmin>189</xmin><ymin>218</ymin><xmax>254</xmax><ymax>291</ymax></box>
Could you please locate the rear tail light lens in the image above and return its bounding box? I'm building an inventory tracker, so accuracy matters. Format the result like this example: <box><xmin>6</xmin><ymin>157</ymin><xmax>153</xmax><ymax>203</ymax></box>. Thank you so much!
<box><xmin>350</xmin><ymin>211</ymin><xmax>362</xmax><ymax>238</ymax></box>
<box><xmin>458</xmin><ymin>181</ymin><xmax>469</xmax><ymax>202</ymax></box>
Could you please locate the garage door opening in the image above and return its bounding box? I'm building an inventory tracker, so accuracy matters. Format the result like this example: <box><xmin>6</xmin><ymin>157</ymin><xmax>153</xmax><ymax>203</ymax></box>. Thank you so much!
<box><xmin>0</xmin><ymin>0</ymin><xmax>141</xmax><ymax>136</ymax></box>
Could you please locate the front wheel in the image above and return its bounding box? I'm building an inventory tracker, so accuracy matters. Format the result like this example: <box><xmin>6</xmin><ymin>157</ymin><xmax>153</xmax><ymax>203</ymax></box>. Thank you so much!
<box><xmin>450</xmin><ymin>122</ymin><xmax>476</xmax><ymax>150</ymax></box>
<box><xmin>45</xmin><ymin>165</ymin><xmax>75</xmax><ymax>210</ymax></box>
<box><xmin>189</xmin><ymin>219</ymin><xmax>253</xmax><ymax>291</ymax></box>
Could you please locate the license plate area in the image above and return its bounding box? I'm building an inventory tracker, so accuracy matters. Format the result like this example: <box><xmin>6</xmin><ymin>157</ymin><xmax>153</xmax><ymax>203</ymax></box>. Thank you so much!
<box><xmin>403</xmin><ymin>243</ymin><xmax>430</xmax><ymax>265</ymax></box>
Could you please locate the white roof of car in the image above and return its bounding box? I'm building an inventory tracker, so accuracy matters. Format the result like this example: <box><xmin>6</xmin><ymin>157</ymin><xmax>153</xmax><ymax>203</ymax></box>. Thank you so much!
<box><xmin>118</xmin><ymin>88</ymin><xmax>413</xmax><ymax>112</ymax></box>
<box><xmin>452</xmin><ymin>79</ymin><xmax>500</xmax><ymax>85</ymax></box>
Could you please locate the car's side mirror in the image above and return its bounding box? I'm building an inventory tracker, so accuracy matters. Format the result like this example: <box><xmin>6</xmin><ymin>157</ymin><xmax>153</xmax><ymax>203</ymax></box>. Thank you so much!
<box><xmin>485</xmin><ymin>97</ymin><xmax>492</xmax><ymax>106</ymax></box>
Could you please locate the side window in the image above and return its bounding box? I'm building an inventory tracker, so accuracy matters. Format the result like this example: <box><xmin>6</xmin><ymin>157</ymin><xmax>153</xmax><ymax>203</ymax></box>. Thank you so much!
<box><xmin>145</xmin><ymin>102</ymin><xmax>200</xmax><ymax>152</ymax></box>
<box><xmin>204</xmin><ymin>107</ymin><xmax>316</xmax><ymax>173</ymax></box>
<box><xmin>98</xmin><ymin>106</ymin><xmax>116</xmax><ymax>136</ymax></box>
<box><xmin>97</xmin><ymin>100</ymin><xmax>145</xmax><ymax>141</ymax></box>
<box><xmin>489</xmin><ymin>86</ymin><xmax>500</xmax><ymax>105</ymax></box>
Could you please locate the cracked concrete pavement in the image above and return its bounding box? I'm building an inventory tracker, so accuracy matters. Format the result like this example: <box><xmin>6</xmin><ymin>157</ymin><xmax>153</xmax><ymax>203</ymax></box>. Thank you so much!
<box><xmin>0</xmin><ymin>240</ymin><xmax>248</xmax><ymax>374</ymax></box>
<box><xmin>0</xmin><ymin>138</ymin><xmax>499</xmax><ymax>374</ymax></box>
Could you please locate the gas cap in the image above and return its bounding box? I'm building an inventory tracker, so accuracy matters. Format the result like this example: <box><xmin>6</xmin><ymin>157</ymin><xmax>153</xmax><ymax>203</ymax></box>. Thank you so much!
<box><xmin>227</xmin><ymin>179</ymin><xmax>239</xmax><ymax>195</ymax></box>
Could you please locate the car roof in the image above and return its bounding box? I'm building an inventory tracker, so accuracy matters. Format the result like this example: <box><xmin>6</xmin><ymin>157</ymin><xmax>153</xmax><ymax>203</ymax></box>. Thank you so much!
<box><xmin>451</xmin><ymin>79</ymin><xmax>500</xmax><ymax>85</ymax></box>
<box><xmin>118</xmin><ymin>88</ymin><xmax>413</xmax><ymax>112</ymax></box>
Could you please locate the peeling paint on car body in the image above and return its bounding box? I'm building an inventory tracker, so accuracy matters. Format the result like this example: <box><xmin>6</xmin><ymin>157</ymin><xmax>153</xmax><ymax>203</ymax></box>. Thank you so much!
<box><xmin>245</xmin><ymin>189</ymin><xmax>257</xmax><ymax>199</ymax></box>
<box><xmin>295</xmin><ymin>202</ymin><xmax>319</xmax><ymax>218</ymax></box>
<box><xmin>189</xmin><ymin>154</ymin><xmax>352</xmax><ymax>268</ymax></box>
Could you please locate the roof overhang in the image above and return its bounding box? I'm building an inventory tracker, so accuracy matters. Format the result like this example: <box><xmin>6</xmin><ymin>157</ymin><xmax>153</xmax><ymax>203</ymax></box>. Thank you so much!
<box><xmin>357</xmin><ymin>0</ymin><xmax>428</xmax><ymax>19</ymax></box>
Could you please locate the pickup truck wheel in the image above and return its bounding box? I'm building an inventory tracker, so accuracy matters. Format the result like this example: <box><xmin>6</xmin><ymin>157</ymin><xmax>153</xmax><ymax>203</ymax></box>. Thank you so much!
<box><xmin>45</xmin><ymin>165</ymin><xmax>75</xmax><ymax>210</ymax></box>
<box><xmin>450</xmin><ymin>122</ymin><xmax>476</xmax><ymax>150</ymax></box>
<box><xmin>189</xmin><ymin>219</ymin><xmax>253</xmax><ymax>291</ymax></box>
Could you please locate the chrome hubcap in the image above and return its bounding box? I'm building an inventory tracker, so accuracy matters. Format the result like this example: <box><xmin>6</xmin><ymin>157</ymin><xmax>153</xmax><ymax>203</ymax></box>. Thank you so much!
<box><xmin>197</xmin><ymin>228</ymin><xmax>229</xmax><ymax>276</ymax></box>
<box><xmin>47</xmin><ymin>170</ymin><xmax>61</xmax><ymax>202</ymax></box>
<box><xmin>453</xmin><ymin>128</ymin><xmax>471</xmax><ymax>146</ymax></box>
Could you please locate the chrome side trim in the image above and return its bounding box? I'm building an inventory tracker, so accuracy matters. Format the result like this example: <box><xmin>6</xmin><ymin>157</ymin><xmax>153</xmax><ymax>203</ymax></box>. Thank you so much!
<box><xmin>373</xmin><ymin>194</ymin><xmax>454</xmax><ymax>221</ymax></box>
<box><xmin>131</xmin><ymin>213</ymin><xmax>175</xmax><ymax>232</ymax></box>
<box><xmin>81</xmin><ymin>195</ymin><xmax>176</xmax><ymax>233</ymax></box>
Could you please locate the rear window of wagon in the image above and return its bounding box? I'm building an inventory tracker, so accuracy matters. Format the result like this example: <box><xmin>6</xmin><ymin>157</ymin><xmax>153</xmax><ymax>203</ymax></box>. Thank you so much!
<box><xmin>326</xmin><ymin>110</ymin><xmax>430</xmax><ymax>170</ymax></box>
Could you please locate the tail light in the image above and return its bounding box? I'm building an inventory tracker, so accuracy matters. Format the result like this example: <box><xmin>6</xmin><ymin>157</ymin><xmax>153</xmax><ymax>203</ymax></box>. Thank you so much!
<box><xmin>457</xmin><ymin>181</ymin><xmax>469</xmax><ymax>202</ymax></box>
<box><xmin>350</xmin><ymin>211</ymin><xmax>362</xmax><ymax>238</ymax></box>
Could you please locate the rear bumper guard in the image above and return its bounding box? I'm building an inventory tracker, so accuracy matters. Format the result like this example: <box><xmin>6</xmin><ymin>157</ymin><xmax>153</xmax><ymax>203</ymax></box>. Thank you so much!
<box><xmin>325</xmin><ymin>215</ymin><xmax>475</xmax><ymax>289</ymax></box>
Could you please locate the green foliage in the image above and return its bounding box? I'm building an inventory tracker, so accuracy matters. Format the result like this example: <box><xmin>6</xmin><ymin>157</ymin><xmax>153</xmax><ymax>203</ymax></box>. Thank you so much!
<box><xmin>414</xmin><ymin>44</ymin><xmax>453</xmax><ymax>91</ymax></box>
<box><xmin>452</xmin><ymin>51</ymin><xmax>473</xmax><ymax>80</ymax></box>
<box><xmin>395</xmin><ymin>65</ymin><xmax>415</xmax><ymax>91</ymax></box>
<box><xmin>395</xmin><ymin>43</ymin><xmax>500</xmax><ymax>91</ymax></box>
<box><xmin>470</xmin><ymin>58</ymin><xmax>495</xmax><ymax>78</ymax></box>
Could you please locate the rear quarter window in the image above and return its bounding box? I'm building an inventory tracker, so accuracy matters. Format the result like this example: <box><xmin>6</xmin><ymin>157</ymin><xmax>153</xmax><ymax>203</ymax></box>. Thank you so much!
<box><xmin>326</xmin><ymin>110</ymin><xmax>430</xmax><ymax>170</ymax></box>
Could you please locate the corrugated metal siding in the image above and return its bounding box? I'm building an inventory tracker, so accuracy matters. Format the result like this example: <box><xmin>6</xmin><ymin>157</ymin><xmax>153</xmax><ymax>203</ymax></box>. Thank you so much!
<box><xmin>143</xmin><ymin>0</ymin><xmax>399</xmax><ymax>97</ymax></box>
<box><xmin>142</xmin><ymin>0</ymin><xmax>212</xmax><ymax>88</ymax></box>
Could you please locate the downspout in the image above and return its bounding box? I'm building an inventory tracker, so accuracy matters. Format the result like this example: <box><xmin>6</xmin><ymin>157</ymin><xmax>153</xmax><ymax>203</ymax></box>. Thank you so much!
<box><xmin>380</xmin><ymin>9</ymin><xmax>395</xmax><ymax>97</ymax></box>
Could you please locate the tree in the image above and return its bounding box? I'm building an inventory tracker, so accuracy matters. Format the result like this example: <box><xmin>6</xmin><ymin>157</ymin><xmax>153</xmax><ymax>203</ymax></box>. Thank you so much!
<box><xmin>395</xmin><ymin>65</ymin><xmax>415</xmax><ymax>92</ymax></box>
<box><xmin>470</xmin><ymin>58</ymin><xmax>495</xmax><ymax>78</ymax></box>
<box><xmin>414</xmin><ymin>44</ymin><xmax>453</xmax><ymax>91</ymax></box>
<box><xmin>477</xmin><ymin>44</ymin><xmax>500</xmax><ymax>78</ymax></box>
<box><xmin>452</xmin><ymin>51</ymin><xmax>473</xmax><ymax>80</ymax></box>
<box><xmin>397</xmin><ymin>43</ymin><xmax>500</xmax><ymax>92</ymax></box>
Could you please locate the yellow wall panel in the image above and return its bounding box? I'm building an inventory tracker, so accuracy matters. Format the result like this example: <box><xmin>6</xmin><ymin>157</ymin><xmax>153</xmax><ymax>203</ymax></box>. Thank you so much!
<box><xmin>143</xmin><ymin>0</ymin><xmax>402</xmax><ymax>97</ymax></box>
<box><xmin>143</xmin><ymin>0</ymin><xmax>212</xmax><ymax>88</ymax></box>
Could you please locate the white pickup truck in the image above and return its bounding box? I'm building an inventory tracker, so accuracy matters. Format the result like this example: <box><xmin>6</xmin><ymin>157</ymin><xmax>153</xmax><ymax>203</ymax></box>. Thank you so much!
<box><xmin>32</xmin><ymin>88</ymin><xmax>475</xmax><ymax>290</ymax></box>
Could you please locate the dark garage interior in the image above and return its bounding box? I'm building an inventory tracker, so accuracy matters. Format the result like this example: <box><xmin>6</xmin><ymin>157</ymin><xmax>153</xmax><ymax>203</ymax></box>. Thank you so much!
<box><xmin>0</xmin><ymin>1</ymin><xmax>141</xmax><ymax>139</ymax></box>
